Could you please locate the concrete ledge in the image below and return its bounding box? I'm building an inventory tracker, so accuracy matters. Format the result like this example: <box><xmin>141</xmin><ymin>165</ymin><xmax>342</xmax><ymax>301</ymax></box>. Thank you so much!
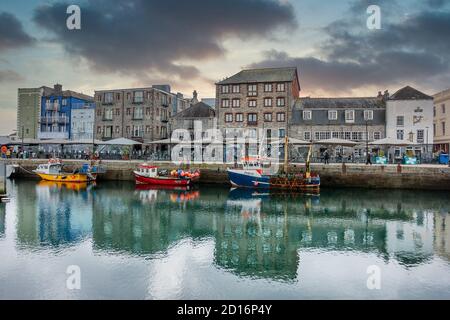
<box><xmin>2</xmin><ymin>159</ymin><xmax>450</xmax><ymax>190</ymax></box>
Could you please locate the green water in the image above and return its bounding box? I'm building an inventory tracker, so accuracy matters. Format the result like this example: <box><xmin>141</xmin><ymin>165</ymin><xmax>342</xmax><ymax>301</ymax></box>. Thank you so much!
<box><xmin>0</xmin><ymin>179</ymin><xmax>450</xmax><ymax>299</ymax></box>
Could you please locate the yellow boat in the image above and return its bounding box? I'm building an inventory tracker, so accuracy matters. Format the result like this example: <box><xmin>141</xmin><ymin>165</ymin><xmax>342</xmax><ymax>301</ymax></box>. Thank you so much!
<box><xmin>33</xmin><ymin>159</ymin><xmax>97</xmax><ymax>183</ymax></box>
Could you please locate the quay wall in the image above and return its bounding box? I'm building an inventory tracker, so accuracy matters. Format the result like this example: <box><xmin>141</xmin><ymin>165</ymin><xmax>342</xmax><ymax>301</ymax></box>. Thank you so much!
<box><xmin>2</xmin><ymin>159</ymin><xmax>450</xmax><ymax>190</ymax></box>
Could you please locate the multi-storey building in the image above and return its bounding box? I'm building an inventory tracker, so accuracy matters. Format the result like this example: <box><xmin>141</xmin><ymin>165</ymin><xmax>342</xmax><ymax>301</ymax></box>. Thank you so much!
<box><xmin>171</xmin><ymin>101</ymin><xmax>216</xmax><ymax>140</ymax></box>
<box><xmin>39</xmin><ymin>84</ymin><xmax>94</xmax><ymax>140</ymax></box>
<box><xmin>216</xmin><ymin>67</ymin><xmax>300</xmax><ymax>141</ymax></box>
<box><xmin>291</xmin><ymin>95</ymin><xmax>386</xmax><ymax>156</ymax></box>
<box><xmin>71</xmin><ymin>102</ymin><xmax>96</xmax><ymax>140</ymax></box>
<box><xmin>433</xmin><ymin>88</ymin><xmax>450</xmax><ymax>153</ymax></box>
<box><xmin>386</xmin><ymin>86</ymin><xmax>434</xmax><ymax>157</ymax></box>
<box><xmin>94</xmin><ymin>86</ymin><xmax>176</xmax><ymax>149</ymax></box>
<box><xmin>17</xmin><ymin>87</ymin><xmax>52</xmax><ymax>139</ymax></box>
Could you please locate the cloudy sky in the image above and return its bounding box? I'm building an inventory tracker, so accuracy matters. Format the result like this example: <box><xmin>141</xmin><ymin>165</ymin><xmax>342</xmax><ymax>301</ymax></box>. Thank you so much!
<box><xmin>0</xmin><ymin>0</ymin><xmax>450</xmax><ymax>134</ymax></box>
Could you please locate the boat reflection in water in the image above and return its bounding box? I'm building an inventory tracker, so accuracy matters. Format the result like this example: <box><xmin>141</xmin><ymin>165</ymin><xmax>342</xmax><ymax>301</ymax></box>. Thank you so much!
<box><xmin>3</xmin><ymin>180</ymin><xmax>450</xmax><ymax>299</ymax></box>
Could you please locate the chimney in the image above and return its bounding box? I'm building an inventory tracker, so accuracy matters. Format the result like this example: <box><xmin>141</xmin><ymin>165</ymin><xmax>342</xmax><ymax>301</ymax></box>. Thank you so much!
<box><xmin>377</xmin><ymin>91</ymin><xmax>383</xmax><ymax>99</ymax></box>
<box><xmin>54</xmin><ymin>84</ymin><xmax>62</xmax><ymax>93</ymax></box>
<box><xmin>383</xmin><ymin>90</ymin><xmax>389</xmax><ymax>101</ymax></box>
<box><xmin>191</xmin><ymin>90</ymin><xmax>199</xmax><ymax>104</ymax></box>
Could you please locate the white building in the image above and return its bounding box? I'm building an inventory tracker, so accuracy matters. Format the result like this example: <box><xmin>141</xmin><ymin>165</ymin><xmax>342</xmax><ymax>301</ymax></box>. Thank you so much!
<box><xmin>71</xmin><ymin>103</ymin><xmax>95</xmax><ymax>140</ymax></box>
<box><xmin>386</xmin><ymin>86</ymin><xmax>434</xmax><ymax>158</ymax></box>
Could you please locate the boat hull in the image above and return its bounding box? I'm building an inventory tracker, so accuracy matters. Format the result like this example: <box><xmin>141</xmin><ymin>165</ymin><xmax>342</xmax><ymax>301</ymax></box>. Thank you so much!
<box><xmin>134</xmin><ymin>173</ymin><xmax>191</xmax><ymax>186</ymax></box>
<box><xmin>227</xmin><ymin>169</ymin><xmax>320</xmax><ymax>192</ymax></box>
<box><xmin>35</xmin><ymin>172</ymin><xmax>96</xmax><ymax>183</ymax></box>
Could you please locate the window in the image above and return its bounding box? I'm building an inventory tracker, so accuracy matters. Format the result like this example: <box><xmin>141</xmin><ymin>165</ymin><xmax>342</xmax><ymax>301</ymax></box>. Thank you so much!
<box><xmin>126</xmin><ymin>108</ymin><xmax>131</xmax><ymax>115</ymax></box>
<box><xmin>232</xmin><ymin>98</ymin><xmax>240</xmax><ymax>108</ymax></box>
<box><xmin>104</xmin><ymin>108</ymin><xmax>113</xmax><ymax>120</ymax></box>
<box><xmin>397</xmin><ymin>129</ymin><xmax>404</xmax><ymax>140</ymax></box>
<box><xmin>134</xmin><ymin>91</ymin><xmax>144</xmax><ymax>103</ymax></box>
<box><xmin>146</xmin><ymin>107</ymin><xmax>151</xmax><ymax>115</ymax></box>
<box><xmin>235</xmin><ymin>113</ymin><xmax>243</xmax><ymax>122</ymax></box>
<box><xmin>247</xmin><ymin>113</ymin><xmax>258</xmax><ymax>124</ymax></box>
<box><xmin>279</xmin><ymin>129</ymin><xmax>286</xmax><ymax>138</ymax></box>
<box><xmin>248</xmin><ymin>100</ymin><xmax>257</xmax><ymax>108</ymax></box>
<box><xmin>126</xmin><ymin>126</ymin><xmax>131</xmax><ymax>135</ymax></box>
<box><xmin>97</xmin><ymin>126</ymin><xmax>102</xmax><ymax>134</ymax></box>
<box><xmin>133</xmin><ymin>107</ymin><xmax>143</xmax><ymax>119</ymax></box>
<box><xmin>276</xmin><ymin>112</ymin><xmax>285</xmax><ymax>122</ymax></box>
<box><xmin>97</xmin><ymin>109</ymin><xmax>102</xmax><ymax>116</ymax></box>
<box><xmin>116</xmin><ymin>126</ymin><xmax>120</xmax><ymax>133</ymax></box>
<box><xmin>264</xmin><ymin>84</ymin><xmax>272</xmax><ymax>92</ymax></box>
<box><xmin>104</xmin><ymin>126</ymin><xmax>112</xmax><ymax>138</ymax></box>
<box><xmin>221</xmin><ymin>99</ymin><xmax>230</xmax><ymax>108</ymax></box>
<box><xmin>328</xmin><ymin>110</ymin><xmax>337</xmax><ymax>120</ymax></box>
<box><xmin>127</xmin><ymin>93</ymin><xmax>131</xmax><ymax>100</ymax></box>
<box><xmin>247</xmin><ymin>84</ymin><xmax>257</xmax><ymax>97</ymax></box>
<box><xmin>364</xmin><ymin>110</ymin><xmax>373</xmax><ymax>121</ymax></box>
<box><xmin>276</xmin><ymin>97</ymin><xmax>285</xmax><ymax>107</ymax></box>
<box><xmin>115</xmin><ymin>108</ymin><xmax>120</xmax><ymax>116</ymax></box>
<box><xmin>442</xmin><ymin>104</ymin><xmax>446</xmax><ymax>114</ymax></box>
<box><xmin>417</xmin><ymin>129</ymin><xmax>424</xmax><ymax>143</ymax></box>
<box><xmin>116</xmin><ymin>93</ymin><xmax>121</xmax><ymax>100</ymax></box>
<box><xmin>62</xmin><ymin>99</ymin><xmax>67</xmax><ymax>106</ymax></box>
<box><xmin>264</xmin><ymin>113</ymin><xmax>272</xmax><ymax>122</ymax></box>
<box><xmin>225</xmin><ymin>113</ymin><xmax>233</xmax><ymax>123</ymax></box>
<box><xmin>97</xmin><ymin>95</ymin><xmax>102</xmax><ymax>102</ymax></box>
<box><xmin>276</xmin><ymin>83</ymin><xmax>285</xmax><ymax>92</ymax></box>
<box><xmin>373</xmin><ymin>132</ymin><xmax>381</xmax><ymax>140</ymax></box>
<box><xmin>397</xmin><ymin>116</ymin><xmax>404</xmax><ymax>126</ymax></box>
<box><xmin>304</xmin><ymin>132</ymin><xmax>311</xmax><ymax>141</ymax></box>
<box><xmin>344</xmin><ymin>132</ymin><xmax>351</xmax><ymax>140</ymax></box>
<box><xmin>264</xmin><ymin>98</ymin><xmax>272</xmax><ymax>107</ymax></box>
<box><xmin>303</xmin><ymin>110</ymin><xmax>312</xmax><ymax>120</ymax></box>
<box><xmin>104</xmin><ymin>92</ymin><xmax>113</xmax><ymax>103</ymax></box>
<box><xmin>433</xmin><ymin>106</ymin><xmax>436</xmax><ymax>117</ymax></box>
<box><xmin>352</xmin><ymin>132</ymin><xmax>358</xmax><ymax>140</ymax></box>
<box><xmin>133</xmin><ymin>125</ymin><xmax>143</xmax><ymax>137</ymax></box>
<box><xmin>146</xmin><ymin>126</ymin><xmax>151</xmax><ymax>134</ymax></box>
<box><xmin>443</xmin><ymin>122</ymin><xmax>446</xmax><ymax>135</ymax></box>
<box><xmin>345</xmin><ymin>110</ymin><xmax>355</xmax><ymax>123</ymax></box>
<box><xmin>433</xmin><ymin>124</ymin><xmax>436</xmax><ymax>137</ymax></box>
<box><xmin>221</xmin><ymin>85</ymin><xmax>229</xmax><ymax>94</ymax></box>
<box><xmin>232</xmin><ymin>85</ymin><xmax>240</xmax><ymax>93</ymax></box>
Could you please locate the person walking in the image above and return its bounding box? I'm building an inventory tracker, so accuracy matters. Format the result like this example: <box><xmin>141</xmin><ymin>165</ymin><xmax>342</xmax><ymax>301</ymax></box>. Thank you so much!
<box><xmin>366</xmin><ymin>151</ymin><xmax>372</xmax><ymax>165</ymax></box>
<box><xmin>323</xmin><ymin>149</ymin><xmax>330</xmax><ymax>165</ymax></box>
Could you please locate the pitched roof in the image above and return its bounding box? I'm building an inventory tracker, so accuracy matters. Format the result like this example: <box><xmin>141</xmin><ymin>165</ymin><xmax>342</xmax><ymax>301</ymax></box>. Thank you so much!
<box><xmin>174</xmin><ymin>102</ymin><xmax>215</xmax><ymax>119</ymax></box>
<box><xmin>296</xmin><ymin>97</ymin><xmax>385</xmax><ymax>109</ymax></box>
<box><xmin>42</xmin><ymin>87</ymin><xmax>94</xmax><ymax>101</ymax></box>
<box><xmin>389</xmin><ymin>86</ymin><xmax>433</xmax><ymax>101</ymax></box>
<box><xmin>217</xmin><ymin>67</ymin><xmax>298</xmax><ymax>85</ymax></box>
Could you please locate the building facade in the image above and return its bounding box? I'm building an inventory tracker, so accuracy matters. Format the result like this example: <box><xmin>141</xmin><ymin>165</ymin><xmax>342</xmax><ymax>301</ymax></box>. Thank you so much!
<box><xmin>71</xmin><ymin>102</ymin><xmax>96</xmax><ymax>140</ymax></box>
<box><xmin>17</xmin><ymin>87</ymin><xmax>51</xmax><ymax>139</ymax></box>
<box><xmin>216</xmin><ymin>67</ymin><xmax>300</xmax><ymax>141</ymax></box>
<box><xmin>291</xmin><ymin>96</ymin><xmax>386</xmax><ymax>156</ymax></box>
<box><xmin>94</xmin><ymin>86</ymin><xmax>175</xmax><ymax>146</ymax></box>
<box><xmin>171</xmin><ymin>101</ymin><xmax>216</xmax><ymax>141</ymax></box>
<box><xmin>39</xmin><ymin>84</ymin><xmax>94</xmax><ymax>140</ymax></box>
<box><xmin>433</xmin><ymin>88</ymin><xmax>450</xmax><ymax>153</ymax></box>
<box><xmin>386</xmin><ymin>86</ymin><xmax>434</xmax><ymax>157</ymax></box>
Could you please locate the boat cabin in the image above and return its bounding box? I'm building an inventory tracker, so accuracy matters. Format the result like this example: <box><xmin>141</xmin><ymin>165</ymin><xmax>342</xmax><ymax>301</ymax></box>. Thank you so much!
<box><xmin>137</xmin><ymin>164</ymin><xmax>158</xmax><ymax>177</ymax></box>
<box><xmin>36</xmin><ymin>163</ymin><xmax>63</xmax><ymax>174</ymax></box>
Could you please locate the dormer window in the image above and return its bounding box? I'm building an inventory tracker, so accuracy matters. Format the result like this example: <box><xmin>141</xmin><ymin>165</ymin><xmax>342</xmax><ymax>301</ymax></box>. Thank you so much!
<box><xmin>345</xmin><ymin>110</ymin><xmax>355</xmax><ymax>123</ymax></box>
<box><xmin>303</xmin><ymin>110</ymin><xmax>312</xmax><ymax>120</ymax></box>
<box><xmin>364</xmin><ymin>110</ymin><xmax>373</xmax><ymax>121</ymax></box>
<box><xmin>328</xmin><ymin>110</ymin><xmax>337</xmax><ymax>120</ymax></box>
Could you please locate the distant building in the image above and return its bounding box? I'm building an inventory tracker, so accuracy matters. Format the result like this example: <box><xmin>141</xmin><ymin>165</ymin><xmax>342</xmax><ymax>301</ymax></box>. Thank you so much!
<box><xmin>433</xmin><ymin>88</ymin><xmax>450</xmax><ymax>153</ymax></box>
<box><xmin>17</xmin><ymin>87</ymin><xmax>49</xmax><ymax>139</ymax></box>
<box><xmin>216</xmin><ymin>67</ymin><xmax>300</xmax><ymax>141</ymax></box>
<box><xmin>291</xmin><ymin>95</ymin><xmax>386</xmax><ymax>156</ymax></box>
<box><xmin>171</xmin><ymin>102</ymin><xmax>216</xmax><ymax>140</ymax></box>
<box><xmin>386</xmin><ymin>86</ymin><xmax>434</xmax><ymax>157</ymax></box>
<box><xmin>38</xmin><ymin>84</ymin><xmax>94</xmax><ymax>140</ymax></box>
<box><xmin>71</xmin><ymin>103</ymin><xmax>96</xmax><ymax>140</ymax></box>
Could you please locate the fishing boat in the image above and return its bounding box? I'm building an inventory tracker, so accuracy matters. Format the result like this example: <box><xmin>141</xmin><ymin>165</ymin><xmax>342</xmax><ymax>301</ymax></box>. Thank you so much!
<box><xmin>227</xmin><ymin>139</ymin><xmax>320</xmax><ymax>192</ymax></box>
<box><xmin>133</xmin><ymin>164</ymin><xmax>200</xmax><ymax>186</ymax></box>
<box><xmin>33</xmin><ymin>158</ymin><xmax>98</xmax><ymax>183</ymax></box>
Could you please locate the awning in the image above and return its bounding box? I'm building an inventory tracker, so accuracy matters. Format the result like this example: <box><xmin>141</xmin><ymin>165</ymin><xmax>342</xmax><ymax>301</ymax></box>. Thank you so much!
<box><xmin>368</xmin><ymin>137</ymin><xmax>416</xmax><ymax>147</ymax></box>
<box><xmin>270</xmin><ymin>137</ymin><xmax>311</xmax><ymax>145</ymax></box>
<box><xmin>315</xmin><ymin>138</ymin><xmax>359</xmax><ymax>147</ymax></box>
<box><xmin>99</xmin><ymin>138</ymin><xmax>143</xmax><ymax>146</ymax></box>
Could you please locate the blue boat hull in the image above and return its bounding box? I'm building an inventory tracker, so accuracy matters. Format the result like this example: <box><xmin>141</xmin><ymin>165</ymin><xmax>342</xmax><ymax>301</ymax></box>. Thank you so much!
<box><xmin>227</xmin><ymin>169</ymin><xmax>270</xmax><ymax>188</ymax></box>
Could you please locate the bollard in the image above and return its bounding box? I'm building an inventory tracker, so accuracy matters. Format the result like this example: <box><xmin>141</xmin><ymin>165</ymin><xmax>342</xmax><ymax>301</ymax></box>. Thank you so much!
<box><xmin>342</xmin><ymin>162</ymin><xmax>347</xmax><ymax>174</ymax></box>
<box><xmin>397</xmin><ymin>163</ymin><xmax>402</xmax><ymax>173</ymax></box>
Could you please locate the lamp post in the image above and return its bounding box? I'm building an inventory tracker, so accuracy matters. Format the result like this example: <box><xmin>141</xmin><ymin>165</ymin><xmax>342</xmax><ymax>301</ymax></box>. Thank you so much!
<box><xmin>426</xmin><ymin>126</ymin><xmax>429</xmax><ymax>157</ymax></box>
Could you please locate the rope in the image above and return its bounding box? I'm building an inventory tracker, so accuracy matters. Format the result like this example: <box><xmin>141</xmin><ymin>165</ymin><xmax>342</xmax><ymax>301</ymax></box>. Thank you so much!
<box><xmin>18</xmin><ymin>165</ymin><xmax>37</xmax><ymax>176</ymax></box>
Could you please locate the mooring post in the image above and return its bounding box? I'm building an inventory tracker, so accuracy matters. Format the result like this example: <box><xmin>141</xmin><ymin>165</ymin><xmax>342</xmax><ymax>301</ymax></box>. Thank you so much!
<box><xmin>0</xmin><ymin>162</ymin><xmax>6</xmax><ymax>198</ymax></box>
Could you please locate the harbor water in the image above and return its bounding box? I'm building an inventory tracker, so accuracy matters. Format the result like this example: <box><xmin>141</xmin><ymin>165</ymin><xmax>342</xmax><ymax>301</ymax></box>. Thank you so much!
<box><xmin>0</xmin><ymin>179</ymin><xmax>450</xmax><ymax>299</ymax></box>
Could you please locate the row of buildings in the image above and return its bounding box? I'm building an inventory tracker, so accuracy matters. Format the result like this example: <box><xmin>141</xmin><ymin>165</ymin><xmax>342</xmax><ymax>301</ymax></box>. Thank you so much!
<box><xmin>15</xmin><ymin>67</ymin><xmax>450</xmax><ymax>156</ymax></box>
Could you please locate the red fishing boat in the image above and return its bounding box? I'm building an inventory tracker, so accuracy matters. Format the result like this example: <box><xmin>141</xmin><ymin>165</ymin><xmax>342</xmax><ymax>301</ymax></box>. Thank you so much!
<box><xmin>133</xmin><ymin>164</ymin><xmax>199</xmax><ymax>186</ymax></box>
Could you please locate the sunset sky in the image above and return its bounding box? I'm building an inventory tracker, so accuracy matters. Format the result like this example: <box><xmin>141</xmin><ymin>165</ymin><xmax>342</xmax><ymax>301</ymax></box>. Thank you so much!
<box><xmin>1</xmin><ymin>0</ymin><xmax>450</xmax><ymax>134</ymax></box>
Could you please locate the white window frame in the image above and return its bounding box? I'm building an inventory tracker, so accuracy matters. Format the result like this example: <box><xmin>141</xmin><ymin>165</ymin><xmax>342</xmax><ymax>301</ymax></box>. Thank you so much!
<box><xmin>232</xmin><ymin>85</ymin><xmax>240</xmax><ymax>93</ymax></box>
<box><xmin>364</xmin><ymin>110</ymin><xmax>373</xmax><ymax>121</ymax></box>
<box><xmin>345</xmin><ymin>110</ymin><xmax>355</xmax><ymax>123</ymax></box>
<box><xmin>303</xmin><ymin>110</ymin><xmax>312</xmax><ymax>120</ymax></box>
<box><xmin>328</xmin><ymin>110</ymin><xmax>338</xmax><ymax>120</ymax></box>
<box><xmin>221</xmin><ymin>85</ymin><xmax>229</xmax><ymax>94</ymax></box>
<box><xmin>264</xmin><ymin>84</ymin><xmax>273</xmax><ymax>92</ymax></box>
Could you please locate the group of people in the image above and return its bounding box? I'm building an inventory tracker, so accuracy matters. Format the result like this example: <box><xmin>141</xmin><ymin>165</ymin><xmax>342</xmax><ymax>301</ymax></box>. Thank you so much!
<box><xmin>321</xmin><ymin>149</ymin><xmax>373</xmax><ymax>165</ymax></box>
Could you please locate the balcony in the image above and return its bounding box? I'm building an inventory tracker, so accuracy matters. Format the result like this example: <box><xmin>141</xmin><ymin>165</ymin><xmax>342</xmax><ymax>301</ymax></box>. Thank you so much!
<box><xmin>102</xmin><ymin>116</ymin><xmax>113</xmax><ymax>121</ymax></box>
<box><xmin>40</xmin><ymin>117</ymin><xmax>69</xmax><ymax>124</ymax></box>
<box><xmin>132</xmin><ymin>115</ymin><xmax>144</xmax><ymax>120</ymax></box>
<box><xmin>161</xmin><ymin>117</ymin><xmax>169</xmax><ymax>123</ymax></box>
<box><xmin>38</xmin><ymin>131</ymin><xmax>69</xmax><ymax>140</ymax></box>
<box><xmin>247</xmin><ymin>121</ymin><xmax>258</xmax><ymax>126</ymax></box>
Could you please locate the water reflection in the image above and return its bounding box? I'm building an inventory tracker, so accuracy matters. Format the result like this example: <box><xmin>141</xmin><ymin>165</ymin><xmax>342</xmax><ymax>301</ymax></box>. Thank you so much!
<box><xmin>11</xmin><ymin>181</ymin><xmax>450</xmax><ymax>282</ymax></box>
<box><xmin>0</xmin><ymin>203</ymin><xmax>5</xmax><ymax>238</ymax></box>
